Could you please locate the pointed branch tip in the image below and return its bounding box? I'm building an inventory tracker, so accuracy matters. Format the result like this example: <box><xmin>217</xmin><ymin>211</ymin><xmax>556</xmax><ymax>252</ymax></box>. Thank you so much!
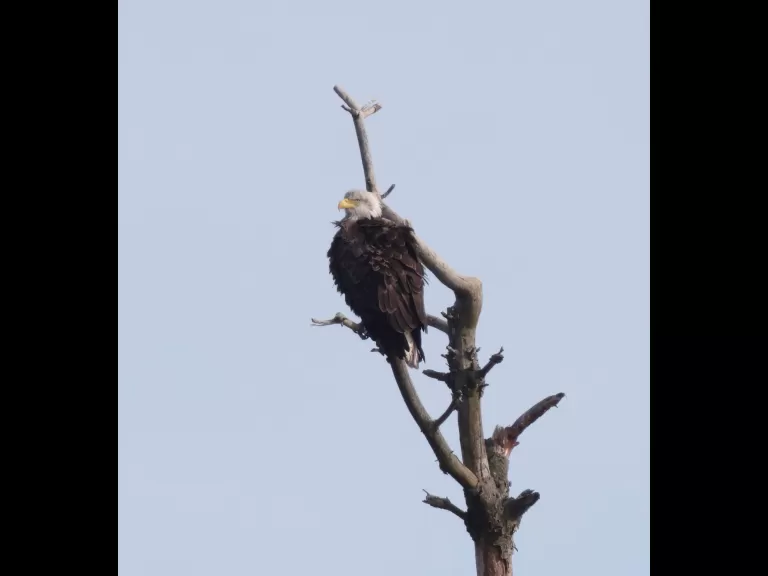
<box><xmin>479</xmin><ymin>346</ymin><xmax>505</xmax><ymax>379</ymax></box>
<box><xmin>311</xmin><ymin>313</ymin><xmax>366</xmax><ymax>338</ymax></box>
<box><xmin>422</xmin><ymin>490</ymin><xmax>467</xmax><ymax>520</ymax></box>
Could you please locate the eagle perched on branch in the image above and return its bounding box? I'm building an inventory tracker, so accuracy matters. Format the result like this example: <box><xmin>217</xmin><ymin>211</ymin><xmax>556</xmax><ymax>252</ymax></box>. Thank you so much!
<box><xmin>328</xmin><ymin>190</ymin><xmax>428</xmax><ymax>368</ymax></box>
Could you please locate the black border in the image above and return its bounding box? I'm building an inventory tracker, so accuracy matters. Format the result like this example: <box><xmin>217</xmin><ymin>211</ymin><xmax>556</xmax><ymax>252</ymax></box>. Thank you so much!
<box><xmin>12</xmin><ymin>0</ymin><xmax>115</xmax><ymax>569</ymax></box>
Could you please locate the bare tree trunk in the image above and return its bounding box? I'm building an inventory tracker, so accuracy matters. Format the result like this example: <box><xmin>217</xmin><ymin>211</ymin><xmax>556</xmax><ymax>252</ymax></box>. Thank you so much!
<box><xmin>476</xmin><ymin>541</ymin><xmax>511</xmax><ymax>576</ymax></box>
<box><xmin>312</xmin><ymin>85</ymin><xmax>564</xmax><ymax>576</ymax></box>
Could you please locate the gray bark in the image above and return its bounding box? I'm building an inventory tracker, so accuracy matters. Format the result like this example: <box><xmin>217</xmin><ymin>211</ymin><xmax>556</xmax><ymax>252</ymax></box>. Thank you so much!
<box><xmin>312</xmin><ymin>85</ymin><xmax>565</xmax><ymax>576</ymax></box>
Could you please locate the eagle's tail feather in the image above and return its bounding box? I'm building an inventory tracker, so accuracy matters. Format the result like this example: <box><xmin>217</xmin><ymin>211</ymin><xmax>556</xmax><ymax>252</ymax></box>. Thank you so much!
<box><xmin>404</xmin><ymin>332</ymin><xmax>421</xmax><ymax>369</ymax></box>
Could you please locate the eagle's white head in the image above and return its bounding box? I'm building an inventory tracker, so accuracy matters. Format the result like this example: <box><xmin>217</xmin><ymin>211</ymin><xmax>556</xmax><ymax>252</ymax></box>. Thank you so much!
<box><xmin>337</xmin><ymin>189</ymin><xmax>383</xmax><ymax>221</ymax></box>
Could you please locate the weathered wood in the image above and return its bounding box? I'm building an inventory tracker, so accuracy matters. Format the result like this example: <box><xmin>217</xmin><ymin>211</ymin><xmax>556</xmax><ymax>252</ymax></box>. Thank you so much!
<box><xmin>312</xmin><ymin>85</ymin><xmax>563</xmax><ymax>576</ymax></box>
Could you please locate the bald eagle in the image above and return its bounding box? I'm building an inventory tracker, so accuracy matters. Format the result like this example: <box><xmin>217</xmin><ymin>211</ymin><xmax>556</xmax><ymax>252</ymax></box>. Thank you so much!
<box><xmin>328</xmin><ymin>190</ymin><xmax>428</xmax><ymax>368</ymax></box>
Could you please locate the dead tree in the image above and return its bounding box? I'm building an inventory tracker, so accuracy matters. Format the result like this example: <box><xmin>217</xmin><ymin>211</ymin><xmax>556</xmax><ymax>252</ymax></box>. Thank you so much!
<box><xmin>312</xmin><ymin>85</ymin><xmax>564</xmax><ymax>576</ymax></box>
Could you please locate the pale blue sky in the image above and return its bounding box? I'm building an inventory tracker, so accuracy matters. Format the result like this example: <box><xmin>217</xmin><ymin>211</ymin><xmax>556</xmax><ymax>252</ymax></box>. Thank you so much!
<box><xmin>118</xmin><ymin>1</ymin><xmax>649</xmax><ymax>574</ymax></box>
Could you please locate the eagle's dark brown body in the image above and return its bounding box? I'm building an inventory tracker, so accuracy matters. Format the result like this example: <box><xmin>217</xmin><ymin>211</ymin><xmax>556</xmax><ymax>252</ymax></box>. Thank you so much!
<box><xmin>328</xmin><ymin>217</ymin><xmax>427</xmax><ymax>366</ymax></box>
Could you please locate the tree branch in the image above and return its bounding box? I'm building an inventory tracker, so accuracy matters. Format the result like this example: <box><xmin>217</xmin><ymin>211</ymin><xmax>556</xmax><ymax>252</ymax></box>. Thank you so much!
<box><xmin>313</xmin><ymin>311</ymin><xmax>447</xmax><ymax>338</ymax></box>
<box><xmin>391</xmin><ymin>358</ymin><xmax>479</xmax><ymax>490</ymax></box>
<box><xmin>489</xmin><ymin>393</ymin><xmax>565</xmax><ymax>456</ymax></box>
<box><xmin>381</xmin><ymin>183</ymin><xmax>395</xmax><ymax>199</ymax></box>
<box><xmin>504</xmin><ymin>489</ymin><xmax>540</xmax><ymax>521</ymax></box>
<box><xmin>329</xmin><ymin>85</ymin><xmax>488</xmax><ymax>495</ymax></box>
<box><xmin>505</xmin><ymin>393</ymin><xmax>565</xmax><ymax>440</ymax></box>
<box><xmin>457</xmin><ymin>387</ymin><xmax>491</xmax><ymax>487</ymax></box>
<box><xmin>319</xmin><ymin>85</ymin><xmax>564</xmax><ymax>575</ymax></box>
<box><xmin>333</xmin><ymin>85</ymin><xmax>360</xmax><ymax>114</ymax></box>
<box><xmin>332</xmin><ymin>87</ymin><xmax>481</xmax><ymax>300</ymax></box>
<box><xmin>333</xmin><ymin>85</ymin><xmax>380</xmax><ymax>194</ymax></box>
<box><xmin>427</xmin><ymin>314</ymin><xmax>449</xmax><ymax>334</ymax></box>
<box><xmin>359</xmin><ymin>100</ymin><xmax>382</xmax><ymax>119</ymax></box>
<box><xmin>422</xmin><ymin>369</ymin><xmax>450</xmax><ymax>383</ymax></box>
<box><xmin>310</xmin><ymin>313</ymin><xmax>367</xmax><ymax>339</ymax></box>
<box><xmin>432</xmin><ymin>395</ymin><xmax>461</xmax><ymax>430</ymax></box>
<box><xmin>479</xmin><ymin>347</ymin><xmax>505</xmax><ymax>379</ymax></box>
<box><xmin>422</xmin><ymin>489</ymin><xmax>467</xmax><ymax>520</ymax></box>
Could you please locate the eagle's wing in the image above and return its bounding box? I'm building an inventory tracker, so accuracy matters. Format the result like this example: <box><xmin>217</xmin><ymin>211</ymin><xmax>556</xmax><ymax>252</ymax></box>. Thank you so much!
<box><xmin>358</xmin><ymin>219</ymin><xmax>428</xmax><ymax>335</ymax></box>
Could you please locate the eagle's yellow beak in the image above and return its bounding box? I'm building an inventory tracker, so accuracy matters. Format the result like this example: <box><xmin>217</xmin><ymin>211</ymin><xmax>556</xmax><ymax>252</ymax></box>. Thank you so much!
<box><xmin>338</xmin><ymin>198</ymin><xmax>357</xmax><ymax>210</ymax></box>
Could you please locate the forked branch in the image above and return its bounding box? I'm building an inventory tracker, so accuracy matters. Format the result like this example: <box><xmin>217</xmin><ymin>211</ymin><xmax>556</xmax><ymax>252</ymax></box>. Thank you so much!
<box><xmin>310</xmin><ymin>314</ymin><xmax>477</xmax><ymax>488</ymax></box>
<box><xmin>314</xmin><ymin>87</ymin><xmax>489</xmax><ymax>491</ymax></box>
<box><xmin>391</xmin><ymin>358</ymin><xmax>479</xmax><ymax>490</ymax></box>
<box><xmin>333</xmin><ymin>85</ymin><xmax>380</xmax><ymax>194</ymax></box>
<box><xmin>332</xmin><ymin>85</ymin><xmax>482</xmax><ymax>299</ymax></box>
